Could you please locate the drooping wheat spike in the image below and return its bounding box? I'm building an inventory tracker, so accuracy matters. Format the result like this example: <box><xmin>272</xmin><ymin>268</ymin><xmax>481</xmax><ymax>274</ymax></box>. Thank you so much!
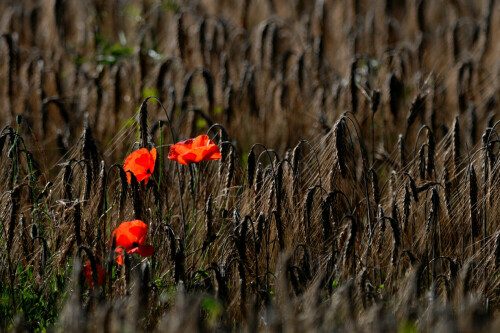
<box><xmin>452</xmin><ymin>116</ymin><xmax>460</xmax><ymax>175</ymax></box>
<box><xmin>469</xmin><ymin>164</ymin><xmax>479</xmax><ymax>239</ymax></box>
<box><xmin>62</xmin><ymin>162</ymin><xmax>72</xmax><ymax>200</ymax></box>
<box><xmin>443</xmin><ymin>167</ymin><xmax>452</xmax><ymax>216</ymax></box>
<box><xmin>96</xmin><ymin>161</ymin><xmax>106</xmax><ymax>219</ymax></box>
<box><xmin>218</xmin><ymin>141</ymin><xmax>231</xmax><ymax>177</ymax></box>
<box><xmin>225</xmin><ymin>147</ymin><xmax>235</xmax><ymax>190</ymax></box>
<box><xmin>459</xmin><ymin>260</ymin><xmax>474</xmax><ymax>298</ymax></box>
<box><xmin>200</xmin><ymin>68</ymin><xmax>215</xmax><ymax>114</ymax></box>
<box><xmin>114</xmin><ymin>65</ymin><xmax>124</xmax><ymax>120</ymax></box>
<box><xmin>398</xmin><ymin>134</ymin><xmax>406</xmax><ymax>169</ymax></box>
<box><xmin>426</xmin><ymin>130</ymin><xmax>435</xmax><ymax>178</ymax></box>
<box><xmin>406</xmin><ymin>92</ymin><xmax>427</xmax><ymax>136</ymax></box>
<box><xmin>275</xmin><ymin>162</ymin><xmax>284</xmax><ymax>214</ymax></box>
<box><xmin>266</xmin><ymin>176</ymin><xmax>275</xmax><ymax>213</ymax></box>
<box><xmin>378</xmin><ymin>204</ymin><xmax>386</xmax><ymax>234</ymax></box>
<box><xmin>482</xmin><ymin>132</ymin><xmax>493</xmax><ymax>211</ymax></box>
<box><xmin>314</xmin><ymin>35</ymin><xmax>324</xmax><ymax>79</ymax></box>
<box><xmin>181</xmin><ymin>71</ymin><xmax>194</xmax><ymax>113</ymax></box>
<box><xmin>333</xmin><ymin>119</ymin><xmax>347</xmax><ymax>178</ymax></box>
<box><xmin>388</xmin><ymin>216</ymin><xmax>401</xmax><ymax>266</ymax></box>
<box><xmin>139</xmin><ymin>100</ymin><xmax>149</xmax><ymax>149</ymax></box>
<box><xmin>321</xmin><ymin>193</ymin><xmax>332</xmax><ymax>241</ymax></box>
<box><xmin>254</xmin><ymin>161</ymin><xmax>263</xmax><ymax>211</ymax></box>
<box><xmin>136</xmin><ymin>262</ymin><xmax>151</xmax><ymax>326</ymax></box>
<box><xmin>358</xmin><ymin>268</ymin><xmax>369</xmax><ymax>309</ymax></box>
<box><xmin>494</xmin><ymin>233</ymin><xmax>500</xmax><ymax>269</ymax></box>
<box><xmin>19</xmin><ymin>214</ymin><xmax>30</xmax><ymax>259</ymax></box>
<box><xmin>203</xmin><ymin>195</ymin><xmax>215</xmax><ymax>251</ymax></box>
<box><xmin>223</xmin><ymin>83</ymin><xmax>234</xmax><ymax>125</ymax></box>
<box><xmin>468</xmin><ymin>103</ymin><xmax>476</xmax><ymax>145</ymax></box>
<box><xmin>247</xmin><ymin>148</ymin><xmax>256</xmax><ymax>189</ymax></box>
<box><xmin>176</xmin><ymin>13</ymin><xmax>186</xmax><ymax>60</ymax></box>
<box><xmin>343</xmin><ymin>215</ymin><xmax>357</xmax><ymax>273</ymax></box>
<box><xmin>291</xmin><ymin>143</ymin><xmax>301</xmax><ymax>175</ymax></box>
<box><xmin>236</xmin><ymin>259</ymin><xmax>247</xmax><ymax>313</ymax></box>
<box><xmin>220</xmin><ymin>51</ymin><xmax>229</xmax><ymax>89</ymax></box>
<box><xmin>418</xmin><ymin>145</ymin><xmax>426</xmax><ymax>180</ymax></box>
<box><xmin>426</xmin><ymin>187</ymin><xmax>439</xmax><ymax>233</ymax></box>
<box><xmin>388</xmin><ymin>72</ymin><xmax>404</xmax><ymax>120</ymax></box>
<box><xmin>297</xmin><ymin>52</ymin><xmax>305</xmax><ymax>92</ymax></box>
<box><xmin>240</xmin><ymin>65</ymin><xmax>258</xmax><ymax>116</ymax></box>
<box><xmin>83</xmin><ymin>159</ymin><xmax>93</xmax><ymax>204</ymax></box>
<box><xmin>82</xmin><ymin>114</ymin><xmax>99</xmax><ymax>174</ymax></box>
<box><xmin>272</xmin><ymin>210</ymin><xmax>285</xmax><ymax>251</ymax></box>
<box><xmin>350</xmin><ymin>58</ymin><xmax>358</xmax><ymax>114</ymax></box>
<box><xmin>369</xmin><ymin>168</ymin><xmax>380</xmax><ymax>206</ymax></box>
<box><xmin>457</xmin><ymin>61</ymin><xmax>473</xmax><ymax>113</ymax></box>
<box><xmin>233</xmin><ymin>209</ymin><xmax>247</xmax><ymax>262</ymax></box>
<box><xmin>482</xmin><ymin>129</ymin><xmax>495</xmax><ymax>176</ymax></box>
<box><xmin>7</xmin><ymin>187</ymin><xmax>20</xmax><ymax>256</ymax></box>
<box><xmin>291</xmin><ymin>143</ymin><xmax>301</xmax><ymax>196</ymax></box>
<box><xmin>174</xmin><ymin>238</ymin><xmax>185</xmax><ymax>283</ymax></box>
<box><xmin>403</xmin><ymin>184</ymin><xmax>410</xmax><ymax>232</ymax></box>
<box><xmin>0</xmin><ymin>129</ymin><xmax>10</xmax><ymax>154</ymax></box>
<box><xmin>198</xmin><ymin>19</ymin><xmax>207</xmax><ymax>66</ymax></box>
<box><xmin>255</xmin><ymin>212</ymin><xmax>265</xmax><ymax>254</ymax></box>
<box><xmin>371</xmin><ymin>89</ymin><xmax>381</xmax><ymax>114</ymax></box>
<box><xmin>303</xmin><ymin>186</ymin><xmax>316</xmax><ymax>240</ymax></box>
<box><xmin>406</xmin><ymin>174</ymin><xmax>419</xmax><ymax>203</ymax></box>
<box><xmin>118</xmin><ymin>166</ymin><xmax>128</xmax><ymax>221</ymax></box>
<box><xmin>73</xmin><ymin>201</ymin><xmax>82</xmax><ymax>247</ymax></box>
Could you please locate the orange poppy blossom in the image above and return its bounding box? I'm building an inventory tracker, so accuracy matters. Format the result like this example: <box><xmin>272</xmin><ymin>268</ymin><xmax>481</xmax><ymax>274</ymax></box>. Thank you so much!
<box><xmin>168</xmin><ymin>135</ymin><xmax>222</xmax><ymax>165</ymax></box>
<box><xmin>123</xmin><ymin>148</ymin><xmax>157</xmax><ymax>184</ymax></box>
<box><xmin>82</xmin><ymin>261</ymin><xmax>105</xmax><ymax>290</ymax></box>
<box><xmin>110</xmin><ymin>220</ymin><xmax>154</xmax><ymax>266</ymax></box>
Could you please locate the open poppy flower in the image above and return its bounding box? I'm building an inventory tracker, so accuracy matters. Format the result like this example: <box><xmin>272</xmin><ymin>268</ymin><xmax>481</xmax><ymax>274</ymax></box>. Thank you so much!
<box><xmin>82</xmin><ymin>261</ymin><xmax>105</xmax><ymax>290</ymax></box>
<box><xmin>110</xmin><ymin>220</ymin><xmax>154</xmax><ymax>265</ymax></box>
<box><xmin>168</xmin><ymin>135</ymin><xmax>222</xmax><ymax>165</ymax></box>
<box><xmin>123</xmin><ymin>148</ymin><xmax>157</xmax><ymax>184</ymax></box>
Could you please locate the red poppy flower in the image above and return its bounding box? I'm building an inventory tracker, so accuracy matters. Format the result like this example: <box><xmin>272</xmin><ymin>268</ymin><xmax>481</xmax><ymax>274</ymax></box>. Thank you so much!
<box><xmin>82</xmin><ymin>261</ymin><xmax>105</xmax><ymax>290</ymax></box>
<box><xmin>168</xmin><ymin>135</ymin><xmax>222</xmax><ymax>165</ymax></box>
<box><xmin>110</xmin><ymin>220</ymin><xmax>154</xmax><ymax>265</ymax></box>
<box><xmin>123</xmin><ymin>148</ymin><xmax>157</xmax><ymax>184</ymax></box>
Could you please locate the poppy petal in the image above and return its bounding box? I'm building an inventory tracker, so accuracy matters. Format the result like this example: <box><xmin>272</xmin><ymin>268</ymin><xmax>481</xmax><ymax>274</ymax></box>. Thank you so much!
<box><xmin>180</xmin><ymin>152</ymin><xmax>199</xmax><ymax>164</ymax></box>
<box><xmin>193</xmin><ymin>135</ymin><xmax>209</xmax><ymax>147</ymax></box>
<box><xmin>203</xmin><ymin>145</ymin><xmax>222</xmax><ymax>160</ymax></box>
<box><xmin>115</xmin><ymin>248</ymin><xmax>125</xmax><ymax>265</ymax></box>
<box><xmin>149</xmin><ymin>148</ymin><xmax>157</xmax><ymax>173</ymax></box>
<box><xmin>168</xmin><ymin>135</ymin><xmax>222</xmax><ymax>165</ymax></box>
<box><xmin>83</xmin><ymin>261</ymin><xmax>105</xmax><ymax>289</ymax></box>
<box><xmin>137</xmin><ymin>244</ymin><xmax>155</xmax><ymax>257</ymax></box>
<box><xmin>128</xmin><ymin>244</ymin><xmax>154</xmax><ymax>257</ymax></box>
<box><xmin>124</xmin><ymin>148</ymin><xmax>156</xmax><ymax>184</ymax></box>
<box><xmin>110</xmin><ymin>220</ymin><xmax>149</xmax><ymax>251</ymax></box>
<box><xmin>82</xmin><ymin>262</ymin><xmax>93</xmax><ymax>289</ymax></box>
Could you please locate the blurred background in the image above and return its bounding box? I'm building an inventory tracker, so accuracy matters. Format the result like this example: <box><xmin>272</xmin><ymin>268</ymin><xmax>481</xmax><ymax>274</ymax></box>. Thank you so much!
<box><xmin>0</xmin><ymin>0</ymin><xmax>497</xmax><ymax>173</ymax></box>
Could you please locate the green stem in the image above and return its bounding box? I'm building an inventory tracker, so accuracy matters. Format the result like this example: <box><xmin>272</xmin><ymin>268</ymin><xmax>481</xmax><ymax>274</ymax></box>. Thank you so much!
<box><xmin>9</xmin><ymin>124</ymin><xmax>20</xmax><ymax>185</ymax></box>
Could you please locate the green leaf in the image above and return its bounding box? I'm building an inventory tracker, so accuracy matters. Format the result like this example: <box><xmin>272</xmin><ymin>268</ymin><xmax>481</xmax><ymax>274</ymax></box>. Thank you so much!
<box><xmin>398</xmin><ymin>321</ymin><xmax>418</xmax><ymax>333</ymax></box>
<box><xmin>142</xmin><ymin>87</ymin><xmax>159</xmax><ymax>99</ymax></box>
<box><xmin>196</xmin><ymin>118</ymin><xmax>207</xmax><ymax>129</ymax></box>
